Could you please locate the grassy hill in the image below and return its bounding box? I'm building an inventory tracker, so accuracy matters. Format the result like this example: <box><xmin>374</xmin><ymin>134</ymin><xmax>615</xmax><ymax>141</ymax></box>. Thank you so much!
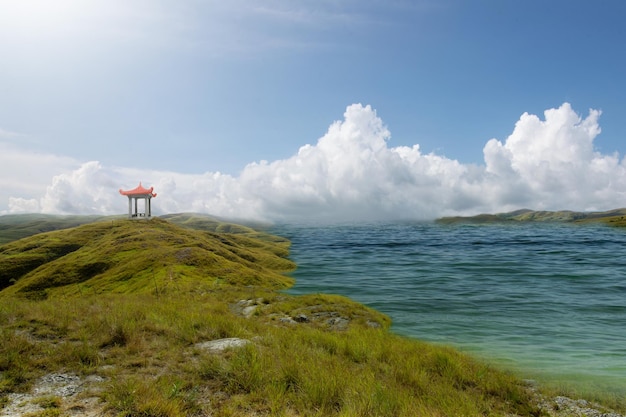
<box><xmin>0</xmin><ymin>213</ymin><xmax>114</xmax><ymax>245</ymax></box>
<box><xmin>0</xmin><ymin>215</ymin><xmax>295</xmax><ymax>299</ymax></box>
<box><xmin>0</xmin><ymin>214</ymin><xmax>619</xmax><ymax>416</ymax></box>
<box><xmin>437</xmin><ymin>208</ymin><xmax>626</xmax><ymax>226</ymax></box>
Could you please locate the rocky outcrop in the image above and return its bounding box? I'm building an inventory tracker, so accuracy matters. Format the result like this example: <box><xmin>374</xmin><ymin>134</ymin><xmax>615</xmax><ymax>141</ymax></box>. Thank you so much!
<box><xmin>536</xmin><ymin>394</ymin><xmax>625</xmax><ymax>417</ymax></box>
<box><xmin>0</xmin><ymin>373</ymin><xmax>106</xmax><ymax>417</ymax></box>
<box><xmin>232</xmin><ymin>298</ymin><xmax>385</xmax><ymax>331</ymax></box>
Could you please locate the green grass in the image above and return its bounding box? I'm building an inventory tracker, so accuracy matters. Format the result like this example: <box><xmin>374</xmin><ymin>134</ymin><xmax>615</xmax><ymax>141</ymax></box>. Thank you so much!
<box><xmin>0</xmin><ymin>216</ymin><xmax>295</xmax><ymax>296</ymax></box>
<box><xmin>436</xmin><ymin>207</ymin><xmax>626</xmax><ymax>225</ymax></box>
<box><xmin>0</xmin><ymin>213</ymin><xmax>113</xmax><ymax>245</ymax></box>
<box><xmin>0</xmin><ymin>292</ymin><xmax>542</xmax><ymax>416</ymax></box>
<box><xmin>589</xmin><ymin>214</ymin><xmax>626</xmax><ymax>227</ymax></box>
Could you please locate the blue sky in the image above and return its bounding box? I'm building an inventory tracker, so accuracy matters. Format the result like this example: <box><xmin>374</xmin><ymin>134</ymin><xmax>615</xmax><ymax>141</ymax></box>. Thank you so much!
<box><xmin>1</xmin><ymin>0</ymin><xmax>626</xmax><ymax>221</ymax></box>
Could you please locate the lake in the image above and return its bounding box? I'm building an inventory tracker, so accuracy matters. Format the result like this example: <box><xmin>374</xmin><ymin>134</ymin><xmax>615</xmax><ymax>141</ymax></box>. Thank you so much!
<box><xmin>273</xmin><ymin>222</ymin><xmax>626</xmax><ymax>395</ymax></box>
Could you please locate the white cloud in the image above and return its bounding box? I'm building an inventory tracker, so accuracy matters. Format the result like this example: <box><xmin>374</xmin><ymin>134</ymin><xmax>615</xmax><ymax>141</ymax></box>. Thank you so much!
<box><xmin>0</xmin><ymin>140</ymin><xmax>80</xmax><ymax>213</ymax></box>
<box><xmin>38</xmin><ymin>161</ymin><xmax>121</xmax><ymax>214</ymax></box>
<box><xmin>3</xmin><ymin>103</ymin><xmax>626</xmax><ymax>222</ymax></box>
<box><xmin>482</xmin><ymin>103</ymin><xmax>626</xmax><ymax>211</ymax></box>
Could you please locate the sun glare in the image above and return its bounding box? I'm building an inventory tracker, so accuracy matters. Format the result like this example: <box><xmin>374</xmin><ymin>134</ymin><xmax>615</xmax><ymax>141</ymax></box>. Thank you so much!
<box><xmin>0</xmin><ymin>0</ymin><xmax>95</xmax><ymax>35</ymax></box>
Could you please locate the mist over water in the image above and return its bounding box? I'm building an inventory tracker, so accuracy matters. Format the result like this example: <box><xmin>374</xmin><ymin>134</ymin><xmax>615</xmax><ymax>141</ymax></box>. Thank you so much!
<box><xmin>275</xmin><ymin>222</ymin><xmax>626</xmax><ymax>394</ymax></box>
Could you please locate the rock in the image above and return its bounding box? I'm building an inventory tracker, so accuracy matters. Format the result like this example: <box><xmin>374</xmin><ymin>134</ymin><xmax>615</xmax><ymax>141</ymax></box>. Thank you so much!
<box><xmin>242</xmin><ymin>305</ymin><xmax>257</xmax><ymax>317</ymax></box>
<box><xmin>294</xmin><ymin>313</ymin><xmax>309</xmax><ymax>323</ymax></box>
<box><xmin>533</xmin><ymin>392</ymin><xmax>626</xmax><ymax>417</ymax></box>
<box><xmin>366</xmin><ymin>320</ymin><xmax>381</xmax><ymax>328</ymax></box>
<box><xmin>0</xmin><ymin>373</ymin><xmax>106</xmax><ymax>417</ymax></box>
<box><xmin>327</xmin><ymin>317</ymin><xmax>350</xmax><ymax>330</ymax></box>
<box><xmin>236</xmin><ymin>299</ymin><xmax>253</xmax><ymax>307</ymax></box>
<box><xmin>234</xmin><ymin>299</ymin><xmax>266</xmax><ymax>318</ymax></box>
<box><xmin>35</xmin><ymin>373</ymin><xmax>81</xmax><ymax>397</ymax></box>
<box><xmin>194</xmin><ymin>338</ymin><xmax>251</xmax><ymax>352</ymax></box>
<box><xmin>551</xmin><ymin>396</ymin><xmax>623</xmax><ymax>417</ymax></box>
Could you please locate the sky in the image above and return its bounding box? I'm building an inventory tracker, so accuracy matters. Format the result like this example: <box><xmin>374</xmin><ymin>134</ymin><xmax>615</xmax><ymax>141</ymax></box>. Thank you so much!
<box><xmin>1</xmin><ymin>0</ymin><xmax>626</xmax><ymax>223</ymax></box>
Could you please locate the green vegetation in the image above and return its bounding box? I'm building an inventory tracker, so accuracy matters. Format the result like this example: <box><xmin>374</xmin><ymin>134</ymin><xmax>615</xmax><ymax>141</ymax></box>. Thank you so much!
<box><xmin>0</xmin><ymin>213</ymin><xmax>112</xmax><ymax>245</ymax></box>
<box><xmin>436</xmin><ymin>208</ymin><xmax>626</xmax><ymax>226</ymax></box>
<box><xmin>0</xmin><ymin>292</ymin><xmax>540</xmax><ymax>416</ymax></box>
<box><xmin>0</xmin><ymin>212</ymin><xmax>614</xmax><ymax>416</ymax></box>
<box><xmin>590</xmin><ymin>214</ymin><xmax>626</xmax><ymax>227</ymax></box>
<box><xmin>0</xmin><ymin>216</ymin><xmax>294</xmax><ymax>297</ymax></box>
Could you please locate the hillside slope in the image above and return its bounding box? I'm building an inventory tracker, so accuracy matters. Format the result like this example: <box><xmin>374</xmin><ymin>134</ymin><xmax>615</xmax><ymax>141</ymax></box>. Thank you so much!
<box><xmin>0</xmin><ymin>214</ymin><xmax>112</xmax><ymax>245</ymax></box>
<box><xmin>0</xmin><ymin>216</ymin><xmax>295</xmax><ymax>299</ymax></box>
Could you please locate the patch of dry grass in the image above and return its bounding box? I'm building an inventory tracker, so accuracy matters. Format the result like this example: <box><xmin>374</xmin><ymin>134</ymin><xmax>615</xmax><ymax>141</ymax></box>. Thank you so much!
<box><xmin>0</xmin><ymin>291</ymin><xmax>543</xmax><ymax>416</ymax></box>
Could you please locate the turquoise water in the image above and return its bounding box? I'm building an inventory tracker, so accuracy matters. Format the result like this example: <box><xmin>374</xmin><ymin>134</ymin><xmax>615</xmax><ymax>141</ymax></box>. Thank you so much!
<box><xmin>273</xmin><ymin>222</ymin><xmax>626</xmax><ymax>394</ymax></box>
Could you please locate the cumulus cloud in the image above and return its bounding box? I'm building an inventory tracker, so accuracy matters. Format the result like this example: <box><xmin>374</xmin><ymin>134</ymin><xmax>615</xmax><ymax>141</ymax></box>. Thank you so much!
<box><xmin>4</xmin><ymin>103</ymin><xmax>626</xmax><ymax>222</ymax></box>
<box><xmin>0</xmin><ymin>140</ymin><xmax>80</xmax><ymax>213</ymax></box>
<box><xmin>482</xmin><ymin>103</ymin><xmax>626</xmax><ymax>211</ymax></box>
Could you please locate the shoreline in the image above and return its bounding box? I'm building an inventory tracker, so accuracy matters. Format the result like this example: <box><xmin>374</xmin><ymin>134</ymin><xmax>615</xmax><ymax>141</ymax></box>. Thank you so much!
<box><xmin>279</xmin><ymin>219</ymin><xmax>626</xmax><ymax>409</ymax></box>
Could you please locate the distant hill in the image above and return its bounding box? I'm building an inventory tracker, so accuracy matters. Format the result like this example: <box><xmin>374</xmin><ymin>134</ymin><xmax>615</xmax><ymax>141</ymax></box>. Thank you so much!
<box><xmin>0</xmin><ymin>214</ymin><xmax>295</xmax><ymax>299</ymax></box>
<box><xmin>436</xmin><ymin>208</ymin><xmax>626</xmax><ymax>226</ymax></box>
<box><xmin>0</xmin><ymin>213</ymin><xmax>115</xmax><ymax>245</ymax></box>
<box><xmin>0</xmin><ymin>212</ymin><xmax>274</xmax><ymax>245</ymax></box>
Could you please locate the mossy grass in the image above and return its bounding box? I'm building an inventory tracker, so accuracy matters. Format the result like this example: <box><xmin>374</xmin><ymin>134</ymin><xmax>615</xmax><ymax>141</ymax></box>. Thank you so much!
<box><xmin>0</xmin><ymin>216</ymin><xmax>295</xmax><ymax>296</ymax></box>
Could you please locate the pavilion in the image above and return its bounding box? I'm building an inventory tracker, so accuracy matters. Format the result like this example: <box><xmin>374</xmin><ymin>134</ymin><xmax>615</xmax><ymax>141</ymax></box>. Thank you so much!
<box><xmin>119</xmin><ymin>182</ymin><xmax>157</xmax><ymax>219</ymax></box>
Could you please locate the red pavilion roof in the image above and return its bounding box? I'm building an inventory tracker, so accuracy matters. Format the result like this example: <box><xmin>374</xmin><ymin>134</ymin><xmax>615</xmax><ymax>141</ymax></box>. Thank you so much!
<box><xmin>119</xmin><ymin>182</ymin><xmax>157</xmax><ymax>197</ymax></box>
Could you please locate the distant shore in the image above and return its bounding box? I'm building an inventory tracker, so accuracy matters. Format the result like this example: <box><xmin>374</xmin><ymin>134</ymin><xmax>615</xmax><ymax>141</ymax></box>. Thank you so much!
<box><xmin>436</xmin><ymin>207</ymin><xmax>626</xmax><ymax>225</ymax></box>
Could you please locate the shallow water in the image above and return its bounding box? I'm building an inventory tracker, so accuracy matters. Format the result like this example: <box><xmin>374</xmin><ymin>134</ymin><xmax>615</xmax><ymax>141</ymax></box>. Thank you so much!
<box><xmin>273</xmin><ymin>222</ymin><xmax>626</xmax><ymax>394</ymax></box>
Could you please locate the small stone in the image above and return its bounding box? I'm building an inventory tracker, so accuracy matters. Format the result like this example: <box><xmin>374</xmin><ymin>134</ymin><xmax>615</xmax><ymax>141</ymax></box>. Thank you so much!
<box><xmin>366</xmin><ymin>320</ymin><xmax>381</xmax><ymax>328</ymax></box>
<box><xmin>194</xmin><ymin>338</ymin><xmax>251</xmax><ymax>352</ymax></box>
<box><xmin>242</xmin><ymin>305</ymin><xmax>257</xmax><ymax>317</ymax></box>
<box><xmin>294</xmin><ymin>314</ymin><xmax>309</xmax><ymax>323</ymax></box>
<box><xmin>327</xmin><ymin>317</ymin><xmax>350</xmax><ymax>330</ymax></box>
